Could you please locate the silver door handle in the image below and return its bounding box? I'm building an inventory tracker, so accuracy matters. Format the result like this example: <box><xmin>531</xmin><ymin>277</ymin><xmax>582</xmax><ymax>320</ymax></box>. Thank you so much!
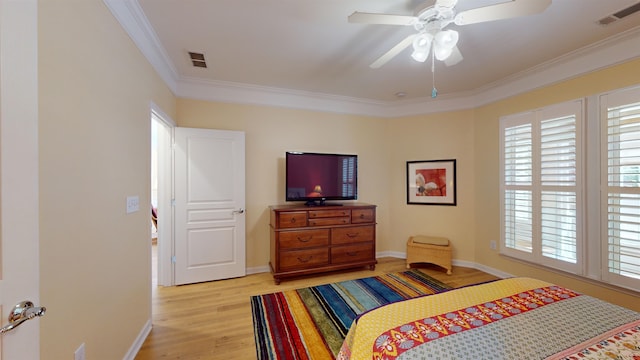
<box><xmin>233</xmin><ymin>208</ymin><xmax>245</xmax><ymax>214</ymax></box>
<box><xmin>0</xmin><ymin>300</ymin><xmax>46</xmax><ymax>334</ymax></box>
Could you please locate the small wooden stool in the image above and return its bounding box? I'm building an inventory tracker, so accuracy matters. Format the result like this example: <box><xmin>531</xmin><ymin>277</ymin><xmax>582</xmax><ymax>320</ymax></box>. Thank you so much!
<box><xmin>406</xmin><ymin>235</ymin><xmax>452</xmax><ymax>275</ymax></box>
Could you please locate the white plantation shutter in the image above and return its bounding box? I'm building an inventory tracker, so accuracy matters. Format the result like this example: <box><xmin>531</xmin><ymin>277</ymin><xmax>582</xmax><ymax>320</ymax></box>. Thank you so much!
<box><xmin>500</xmin><ymin>100</ymin><xmax>582</xmax><ymax>273</ymax></box>
<box><xmin>503</xmin><ymin>122</ymin><xmax>533</xmax><ymax>253</ymax></box>
<box><xmin>540</xmin><ymin>115</ymin><xmax>578</xmax><ymax>264</ymax></box>
<box><xmin>601</xmin><ymin>87</ymin><xmax>640</xmax><ymax>289</ymax></box>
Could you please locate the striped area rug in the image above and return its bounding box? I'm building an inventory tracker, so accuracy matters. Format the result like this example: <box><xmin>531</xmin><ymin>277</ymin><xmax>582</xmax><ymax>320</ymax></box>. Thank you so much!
<box><xmin>250</xmin><ymin>269</ymin><xmax>452</xmax><ymax>360</ymax></box>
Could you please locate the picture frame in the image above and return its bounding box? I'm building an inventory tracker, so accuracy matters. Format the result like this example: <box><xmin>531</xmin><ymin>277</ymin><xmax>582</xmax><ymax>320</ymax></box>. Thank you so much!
<box><xmin>406</xmin><ymin>159</ymin><xmax>457</xmax><ymax>205</ymax></box>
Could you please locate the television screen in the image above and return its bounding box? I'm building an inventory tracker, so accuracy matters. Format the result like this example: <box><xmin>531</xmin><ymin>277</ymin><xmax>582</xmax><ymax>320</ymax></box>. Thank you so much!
<box><xmin>286</xmin><ymin>152</ymin><xmax>358</xmax><ymax>205</ymax></box>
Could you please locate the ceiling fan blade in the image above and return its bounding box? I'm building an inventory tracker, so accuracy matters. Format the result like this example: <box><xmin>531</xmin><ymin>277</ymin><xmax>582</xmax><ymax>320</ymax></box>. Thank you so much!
<box><xmin>444</xmin><ymin>46</ymin><xmax>463</xmax><ymax>66</ymax></box>
<box><xmin>370</xmin><ymin>34</ymin><xmax>417</xmax><ymax>69</ymax></box>
<box><xmin>454</xmin><ymin>0</ymin><xmax>551</xmax><ymax>26</ymax></box>
<box><xmin>348</xmin><ymin>12</ymin><xmax>417</xmax><ymax>26</ymax></box>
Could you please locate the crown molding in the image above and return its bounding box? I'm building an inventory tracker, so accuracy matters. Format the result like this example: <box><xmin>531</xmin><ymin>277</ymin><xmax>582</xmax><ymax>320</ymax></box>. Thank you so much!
<box><xmin>471</xmin><ymin>26</ymin><xmax>640</xmax><ymax>108</ymax></box>
<box><xmin>103</xmin><ymin>0</ymin><xmax>179</xmax><ymax>93</ymax></box>
<box><xmin>175</xmin><ymin>76</ymin><xmax>391</xmax><ymax>116</ymax></box>
<box><xmin>105</xmin><ymin>0</ymin><xmax>640</xmax><ymax>118</ymax></box>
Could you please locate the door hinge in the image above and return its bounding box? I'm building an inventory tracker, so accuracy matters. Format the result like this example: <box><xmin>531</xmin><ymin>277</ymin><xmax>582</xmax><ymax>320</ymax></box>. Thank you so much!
<box><xmin>171</xmin><ymin>255</ymin><xmax>177</xmax><ymax>264</ymax></box>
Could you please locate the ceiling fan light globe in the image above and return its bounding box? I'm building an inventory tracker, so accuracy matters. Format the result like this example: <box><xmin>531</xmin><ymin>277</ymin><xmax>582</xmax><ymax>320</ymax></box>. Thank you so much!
<box><xmin>411</xmin><ymin>49</ymin><xmax>429</xmax><ymax>62</ymax></box>
<box><xmin>435</xmin><ymin>29</ymin><xmax>459</xmax><ymax>49</ymax></box>
<box><xmin>434</xmin><ymin>45</ymin><xmax>453</xmax><ymax>61</ymax></box>
<box><xmin>412</xmin><ymin>32</ymin><xmax>432</xmax><ymax>51</ymax></box>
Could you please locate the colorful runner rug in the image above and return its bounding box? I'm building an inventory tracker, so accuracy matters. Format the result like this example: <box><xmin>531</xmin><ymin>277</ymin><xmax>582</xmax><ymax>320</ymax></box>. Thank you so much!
<box><xmin>250</xmin><ymin>269</ymin><xmax>452</xmax><ymax>360</ymax></box>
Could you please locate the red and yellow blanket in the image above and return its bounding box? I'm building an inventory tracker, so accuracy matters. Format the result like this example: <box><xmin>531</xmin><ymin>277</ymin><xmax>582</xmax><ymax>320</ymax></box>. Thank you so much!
<box><xmin>337</xmin><ymin>277</ymin><xmax>640</xmax><ymax>360</ymax></box>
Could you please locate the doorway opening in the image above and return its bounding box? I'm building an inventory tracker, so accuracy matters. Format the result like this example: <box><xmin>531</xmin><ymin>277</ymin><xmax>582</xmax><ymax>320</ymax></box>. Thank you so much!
<box><xmin>151</xmin><ymin>118</ymin><xmax>159</xmax><ymax>285</ymax></box>
<box><xmin>151</xmin><ymin>106</ymin><xmax>174</xmax><ymax>287</ymax></box>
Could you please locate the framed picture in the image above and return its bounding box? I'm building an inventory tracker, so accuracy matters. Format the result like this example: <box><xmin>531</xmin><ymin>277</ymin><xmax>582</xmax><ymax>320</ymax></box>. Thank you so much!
<box><xmin>406</xmin><ymin>159</ymin><xmax>456</xmax><ymax>205</ymax></box>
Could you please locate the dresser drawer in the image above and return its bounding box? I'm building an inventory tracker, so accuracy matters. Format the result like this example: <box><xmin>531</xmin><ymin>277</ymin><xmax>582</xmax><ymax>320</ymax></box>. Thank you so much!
<box><xmin>278</xmin><ymin>211</ymin><xmax>307</xmax><ymax>228</ymax></box>
<box><xmin>279</xmin><ymin>229</ymin><xmax>329</xmax><ymax>249</ymax></box>
<box><xmin>352</xmin><ymin>208</ymin><xmax>375</xmax><ymax>224</ymax></box>
<box><xmin>332</xmin><ymin>225</ymin><xmax>374</xmax><ymax>245</ymax></box>
<box><xmin>279</xmin><ymin>248</ymin><xmax>329</xmax><ymax>270</ymax></box>
<box><xmin>331</xmin><ymin>243</ymin><xmax>374</xmax><ymax>264</ymax></box>
<box><xmin>309</xmin><ymin>209</ymin><xmax>351</xmax><ymax>218</ymax></box>
<box><xmin>308</xmin><ymin>216</ymin><xmax>350</xmax><ymax>227</ymax></box>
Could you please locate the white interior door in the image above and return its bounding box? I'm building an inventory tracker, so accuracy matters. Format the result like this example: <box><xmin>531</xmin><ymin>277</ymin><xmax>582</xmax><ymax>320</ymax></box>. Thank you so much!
<box><xmin>0</xmin><ymin>1</ymin><xmax>41</xmax><ymax>358</ymax></box>
<box><xmin>174</xmin><ymin>128</ymin><xmax>246</xmax><ymax>285</ymax></box>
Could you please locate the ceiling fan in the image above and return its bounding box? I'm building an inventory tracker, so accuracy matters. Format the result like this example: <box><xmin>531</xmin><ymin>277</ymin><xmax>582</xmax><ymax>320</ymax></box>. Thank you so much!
<box><xmin>349</xmin><ymin>0</ymin><xmax>552</xmax><ymax>69</ymax></box>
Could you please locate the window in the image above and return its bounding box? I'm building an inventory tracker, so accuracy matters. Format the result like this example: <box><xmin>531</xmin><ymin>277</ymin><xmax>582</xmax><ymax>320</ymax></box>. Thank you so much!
<box><xmin>500</xmin><ymin>87</ymin><xmax>640</xmax><ymax>292</ymax></box>
<box><xmin>601</xmin><ymin>88</ymin><xmax>640</xmax><ymax>290</ymax></box>
<box><xmin>500</xmin><ymin>100</ymin><xmax>583</xmax><ymax>274</ymax></box>
<box><xmin>341</xmin><ymin>156</ymin><xmax>356</xmax><ymax>197</ymax></box>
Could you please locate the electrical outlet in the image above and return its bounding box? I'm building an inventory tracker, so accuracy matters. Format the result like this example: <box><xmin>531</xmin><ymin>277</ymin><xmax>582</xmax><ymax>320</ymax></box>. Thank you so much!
<box><xmin>74</xmin><ymin>343</ymin><xmax>86</xmax><ymax>360</ymax></box>
<box><xmin>490</xmin><ymin>240</ymin><xmax>497</xmax><ymax>250</ymax></box>
<box><xmin>126</xmin><ymin>195</ymin><xmax>140</xmax><ymax>214</ymax></box>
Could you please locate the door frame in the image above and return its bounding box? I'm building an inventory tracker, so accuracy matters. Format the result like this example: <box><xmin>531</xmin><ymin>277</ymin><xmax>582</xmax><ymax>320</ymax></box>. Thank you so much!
<box><xmin>0</xmin><ymin>0</ymin><xmax>40</xmax><ymax>358</ymax></box>
<box><xmin>150</xmin><ymin>103</ymin><xmax>175</xmax><ymax>286</ymax></box>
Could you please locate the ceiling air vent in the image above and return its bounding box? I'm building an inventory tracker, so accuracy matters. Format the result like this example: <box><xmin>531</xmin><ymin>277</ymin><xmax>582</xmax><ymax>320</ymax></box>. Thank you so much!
<box><xmin>188</xmin><ymin>52</ymin><xmax>207</xmax><ymax>68</ymax></box>
<box><xmin>598</xmin><ymin>1</ymin><xmax>640</xmax><ymax>25</ymax></box>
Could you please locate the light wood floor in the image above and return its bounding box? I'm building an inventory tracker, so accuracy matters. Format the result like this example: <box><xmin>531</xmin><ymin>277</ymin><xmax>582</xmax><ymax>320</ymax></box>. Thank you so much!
<box><xmin>134</xmin><ymin>256</ymin><xmax>499</xmax><ymax>359</ymax></box>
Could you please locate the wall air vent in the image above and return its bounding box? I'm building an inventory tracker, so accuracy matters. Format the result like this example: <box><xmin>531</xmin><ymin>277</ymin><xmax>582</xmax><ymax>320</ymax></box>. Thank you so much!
<box><xmin>597</xmin><ymin>1</ymin><xmax>640</xmax><ymax>25</ymax></box>
<box><xmin>188</xmin><ymin>52</ymin><xmax>207</xmax><ymax>68</ymax></box>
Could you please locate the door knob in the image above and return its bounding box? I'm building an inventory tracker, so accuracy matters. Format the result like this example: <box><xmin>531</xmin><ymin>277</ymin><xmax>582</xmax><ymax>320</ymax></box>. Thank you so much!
<box><xmin>233</xmin><ymin>208</ymin><xmax>245</xmax><ymax>214</ymax></box>
<box><xmin>0</xmin><ymin>300</ymin><xmax>46</xmax><ymax>334</ymax></box>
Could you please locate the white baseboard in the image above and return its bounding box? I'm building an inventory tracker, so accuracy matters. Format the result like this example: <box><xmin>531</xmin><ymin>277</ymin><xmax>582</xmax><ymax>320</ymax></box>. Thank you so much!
<box><xmin>244</xmin><ymin>251</ymin><xmax>514</xmax><ymax>279</ymax></box>
<box><xmin>468</xmin><ymin>261</ymin><xmax>514</xmax><ymax>279</ymax></box>
<box><xmin>247</xmin><ymin>265</ymin><xmax>271</xmax><ymax>275</ymax></box>
<box><xmin>376</xmin><ymin>251</ymin><xmax>514</xmax><ymax>279</ymax></box>
<box><xmin>124</xmin><ymin>319</ymin><xmax>152</xmax><ymax>360</ymax></box>
<box><xmin>377</xmin><ymin>250</ymin><xmax>405</xmax><ymax>259</ymax></box>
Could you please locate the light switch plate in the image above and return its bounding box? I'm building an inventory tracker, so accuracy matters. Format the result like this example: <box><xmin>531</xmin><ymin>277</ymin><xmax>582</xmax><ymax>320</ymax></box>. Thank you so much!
<box><xmin>126</xmin><ymin>195</ymin><xmax>140</xmax><ymax>214</ymax></box>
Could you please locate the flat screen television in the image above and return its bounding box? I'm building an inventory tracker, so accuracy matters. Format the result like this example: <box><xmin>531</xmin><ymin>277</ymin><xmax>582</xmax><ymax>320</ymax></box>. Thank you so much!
<box><xmin>285</xmin><ymin>151</ymin><xmax>358</xmax><ymax>206</ymax></box>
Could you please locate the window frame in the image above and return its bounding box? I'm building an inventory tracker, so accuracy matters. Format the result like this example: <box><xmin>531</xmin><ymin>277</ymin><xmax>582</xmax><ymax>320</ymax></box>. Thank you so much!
<box><xmin>499</xmin><ymin>86</ymin><xmax>640</xmax><ymax>293</ymax></box>
<box><xmin>500</xmin><ymin>100</ymin><xmax>585</xmax><ymax>275</ymax></box>
<box><xmin>599</xmin><ymin>86</ymin><xmax>640</xmax><ymax>291</ymax></box>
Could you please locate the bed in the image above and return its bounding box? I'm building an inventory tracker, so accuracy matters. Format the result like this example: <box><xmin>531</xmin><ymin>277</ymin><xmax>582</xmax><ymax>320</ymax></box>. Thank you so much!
<box><xmin>337</xmin><ymin>277</ymin><xmax>640</xmax><ymax>360</ymax></box>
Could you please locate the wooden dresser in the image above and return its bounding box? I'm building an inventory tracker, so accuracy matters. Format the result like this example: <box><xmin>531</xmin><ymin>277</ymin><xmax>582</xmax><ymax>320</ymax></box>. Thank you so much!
<box><xmin>269</xmin><ymin>203</ymin><xmax>377</xmax><ymax>284</ymax></box>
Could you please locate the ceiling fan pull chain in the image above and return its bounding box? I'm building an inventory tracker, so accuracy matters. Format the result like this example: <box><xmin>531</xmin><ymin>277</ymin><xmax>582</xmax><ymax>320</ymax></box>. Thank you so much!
<box><xmin>431</xmin><ymin>48</ymin><xmax>438</xmax><ymax>98</ymax></box>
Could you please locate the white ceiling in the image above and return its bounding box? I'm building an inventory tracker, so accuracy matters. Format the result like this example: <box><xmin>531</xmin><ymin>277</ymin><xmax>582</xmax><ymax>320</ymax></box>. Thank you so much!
<box><xmin>110</xmin><ymin>0</ymin><xmax>640</xmax><ymax>115</ymax></box>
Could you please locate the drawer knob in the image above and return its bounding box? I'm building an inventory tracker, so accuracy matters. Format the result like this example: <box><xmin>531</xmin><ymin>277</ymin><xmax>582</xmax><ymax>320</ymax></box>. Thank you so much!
<box><xmin>347</xmin><ymin>232</ymin><xmax>359</xmax><ymax>238</ymax></box>
<box><xmin>297</xmin><ymin>256</ymin><xmax>312</xmax><ymax>263</ymax></box>
<box><xmin>346</xmin><ymin>251</ymin><xmax>358</xmax><ymax>256</ymax></box>
<box><xmin>297</xmin><ymin>236</ymin><xmax>312</xmax><ymax>243</ymax></box>
<box><xmin>290</xmin><ymin>218</ymin><xmax>296</xmax><ymax>223</ymax></box>
<box><xmin>359</xmin><ymin>214</ymin><xmax>365</xmax><ymax>218</ymax></box>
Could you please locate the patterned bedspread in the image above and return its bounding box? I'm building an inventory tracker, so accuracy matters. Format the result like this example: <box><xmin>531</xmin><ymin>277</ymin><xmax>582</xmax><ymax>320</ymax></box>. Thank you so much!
<box><xmin>337</xmin><ymin>277</ymin><xmax>640</xmax><ymax>360</ymax></box>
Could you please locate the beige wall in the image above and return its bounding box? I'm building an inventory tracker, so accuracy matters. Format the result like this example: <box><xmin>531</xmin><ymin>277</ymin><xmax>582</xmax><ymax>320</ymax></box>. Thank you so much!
<box><xmin>38</xmin><ymin>1</ymin><xmax>175</xmax><ymax>359</ymax></box>
<box><xmin>473</xmin><ymin>58</ymin><xmax>640</xmax><ymax>312</ymax></box>
<box><xmin>385</xmin><ymin>110</ymin><xmax>477</xmax><ymax>261</ymax></box>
